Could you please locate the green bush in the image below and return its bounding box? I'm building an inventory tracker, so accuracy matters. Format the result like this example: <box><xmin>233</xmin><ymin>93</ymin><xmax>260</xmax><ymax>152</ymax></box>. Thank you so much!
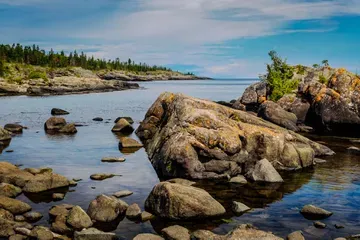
<box><xmin>0</xmin><ymin>60</ymin><xmax>4</xmax><ymax>77</ymax></box>
<box><xmin>319</xmin><ymin>75</ymin><xmax>328</xmax><ymax>85</ymax></box>
<box><xmin>262</xmin><ymin>51</ymin><xmax>299</xmax><ymax>101</ymax></box>
<box><xmin>28</xmin><ymin>71</ymin><xmax>48</xmax><ymax>81</ymax></box>
<box><xmin>295</xmin><ymin>65</ymin><xmax>306</xmax><ymax>75</ymax></box>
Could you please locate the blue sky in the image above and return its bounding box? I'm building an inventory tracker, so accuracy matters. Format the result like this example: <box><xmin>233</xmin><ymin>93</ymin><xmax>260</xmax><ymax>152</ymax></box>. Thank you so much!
<box><xmin>0</xmin><ymin>0</ymin><xmax>360</xmax><ymax>78</ymax></box>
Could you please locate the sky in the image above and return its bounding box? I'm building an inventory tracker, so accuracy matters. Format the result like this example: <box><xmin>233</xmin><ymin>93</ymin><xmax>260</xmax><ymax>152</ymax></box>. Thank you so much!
<box><xmin>0</xmin><ymin>0</ymin><xmax>360</xmax><ymax>78</ymax></box>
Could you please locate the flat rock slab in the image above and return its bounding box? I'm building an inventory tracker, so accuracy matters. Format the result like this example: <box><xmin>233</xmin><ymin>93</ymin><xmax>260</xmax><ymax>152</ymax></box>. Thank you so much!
<box><xmin>113</xmin><ymin>190</ymin><xmax>133</xmax><ymax>198</ymax></box>
<box><xmin>118</xmin><ymin>137</ymin><xmax>143</xmax><ymax>149</ymax></box>
<box><xmin>300</xmin><ymin>205</ymin><xmax>333</xmax><ymax>220</ymax></box>
<box><xmin>101</xmin><ymin>157</ymin><xmax>126</xmax><ymax>163</ymax></box>
<box><xmin>74</xmin><ymin>228</ymin><xmax>118</xmax><ymax>240</ymax></box>
<box><xmin>90</xmin><ymin>174</ymin><xmax>118</xmax><ymax>181</ymax></box>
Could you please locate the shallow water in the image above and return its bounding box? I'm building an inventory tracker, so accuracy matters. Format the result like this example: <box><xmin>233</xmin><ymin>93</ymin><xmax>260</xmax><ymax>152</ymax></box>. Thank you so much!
<box><xmin>0</xmin><ymin>79</ymin><xmax>360</xmax><ymax>239</ymax></box>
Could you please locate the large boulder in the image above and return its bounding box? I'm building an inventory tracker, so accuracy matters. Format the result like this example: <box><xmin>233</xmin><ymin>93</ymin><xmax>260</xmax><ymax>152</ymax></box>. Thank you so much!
<box><xmin>67</xmin><ymin>206</ymin><xmax>93</xmax><ymax>230</ymax></box>
<box><xmin>0</xmin><ymin>162</ymin><xmax>34</xmax><ymax>187</ymax></box>
<box><xmin>136</xmin><ymin>93</ymin><xmax>334</xmax><ymax>180</ymax></box>
<box><xmin>246</xmin><ymin>159</ymin><xmax>284</xmax><ymax>183</ymax></box>
<box><xmin>44</xmin><ymin>117</ymin><xmax>77</xmax><ymax>134</ymax></box>
<box><xmin>87</xmin><ymin>194</ymin><xmax>128</xmax><ymax>222</ymax></box>
<box><xmin>258</xmin><ymin>101</ymin><xmax>299</xmax><ymax>132</ymax></box>
<box><xmin>0</xmin><ymin>127</ymin><xmax>12</xmax><ymax>142</ymax></box>
<box><xmin>234</xmin><ymin>82</ymin><xmax>268</xmax><ymax>111</ymax></box>
<box><xmin>22</xmin><ymin>171</ymin><xmax>70</xmax><ymax>193</ymax></box>
<box><xmin>192</xmin><ymin>224</ymin><xmax>283</xmax><ymax>240</ymax></box>
<box><xmin>145</xmin><ymin>182</ymin><xmax>225</xmax><ymax>220</ymax></box>
<box><xmin>277</xmin><ymin>94</ymin><xmax>310</xmax><ymax>123</ymax></box>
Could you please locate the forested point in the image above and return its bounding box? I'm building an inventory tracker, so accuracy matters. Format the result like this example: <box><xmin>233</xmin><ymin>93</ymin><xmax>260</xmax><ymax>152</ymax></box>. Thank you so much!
<box><xmin>0</xmin><ymin>43</ymin><xmax>175</xmax><ymax>73</ymax></box>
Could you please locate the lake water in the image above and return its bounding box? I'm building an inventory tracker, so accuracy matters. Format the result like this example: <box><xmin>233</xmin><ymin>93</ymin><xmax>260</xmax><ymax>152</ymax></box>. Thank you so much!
<box><xmin>1</xmin><ymin>79</ymin><xmax>360</xmax><ymax>240</ymax></box>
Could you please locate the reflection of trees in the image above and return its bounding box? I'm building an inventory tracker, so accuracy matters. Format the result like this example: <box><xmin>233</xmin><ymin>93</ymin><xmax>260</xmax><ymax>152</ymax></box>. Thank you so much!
<box><xmin>149</xmin><ymin>169</ymin><xmax>313</xmax><ymax>234</ymax></box>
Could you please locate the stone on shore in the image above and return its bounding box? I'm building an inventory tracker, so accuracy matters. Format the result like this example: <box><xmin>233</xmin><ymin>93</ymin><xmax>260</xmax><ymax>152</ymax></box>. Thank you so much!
<box><xmin>287</xmin><ymin>231</ymin><xmax>305</xmax><ymax>240</ymax></box>
<box><xmin>4</xmin><ymin>124</ymin><xmax>24</xmax><ymax>134</ymax></box>
<box><xmin>145</xmin><ymin>182</ymin><xmax>225</xmax><ymax>220</ymax></box>
<box><xmin>246</xmin><ymin>159</ymin><xmax>284</xmax><ymax>183</ymax></box>
<box><xmin>74</xmin><ymin>228</ymin><xmax>118</xmax><ymax>240</ymax></box>
<box><xmin>136</xmin><ymin>92</ymin><xmax>333</xmax><ymax>180</ymax></box>
<box><xmin>87</xmin><ymin>194</ymin><xmax>128</xmax><ymax>222</ymax></box>
<box><xmin>113</xmin><ymin>190</ymin><xmax>133</xmax><ymax>198</ymax></box>
<box><xmin>22</xmin><ymin>171</ymin><xmax>70</xmax><ymax>193</ymax></box>
<box><xmin>67</xmin><ymin>206</ymin><xmax>93</xmax><ymax>230</ymax></box>
<box><xmin>232</xmin><ymin>201</ymin><xmax>251</xmax><ymax>215</ymax></box>
<box><xmin>101</xmin><ymin>157</ymin><xmax>126</xmax><ymax>163</ymax></box>
<box><xmin>49</xmin><ymin>204</ymin><xmax>74</xmax><ymax>218</ymax></box>
<box><xmin>229</xmin><ymin>175</ymin><xmax>247</xmax><ymax>184</ymax></box>
<box><xmin>51</xmin><ymin>108</ymin><xmax>69</xmax><ymax>115</ymax></box>
<box><xmin>0</xmin><ymin>196</ymin><xmax>31</xmax><ymax>214</ymax></box>
<box><xmin>0</xmin><ymin>208</ymin><xmax>14</xmax><ymax>221</ymax></box>
<box><xmin>161</xmin><ymin>225</ymin><xmax>190</xmax><ymax>240</ymax></box>
<box><xmin>112</xmin><ymin>118</ymin><xmax>134</xmax><ymax>134</ymax></box>
<box><xmin>118</xmin><ymin>137</ymin><xmax>143</xmax><ymax>149</ymax></box>
<box><xmin>30</xmin><ymin>226</ymin><xmax>54</xmax><ymax>240</ymax></box>
<box><xmin>51</xmin><ymin>214</ymin><xmax>73</xmax><ymax>235</ymax></box>
<box><xmin>277</xmin><ymin>94</ymin><xmax>310</xmax><ymax>124</ymax></box>
<box><xmin>9</xmin><ymin>234</ymin><xmax>28</xmax><ymax>240</ymax></box>
<box><xmin>133</xmin><ymin>233</ymin><xmax>164</xmax><ymax>240</ymax></box>
<box><xmin>23</xmin><ymin>211</ymin><xmax>43</xmax><ymax>222</ymax></box>
<box><xmin>140</xmin><ymin>211</ymin><xmax>154</xmax><ymax>222</ymax></box>
<box><xmin>0</xmin><ymin>183</ymin><xmax>22</xmax><ymax>198</ymax></box>
<box><xmin>125</xmin><ymin>203</ymin><xmax>141</xmax><ymax>220</ymax></box>
<box><xmin>300</xmin><ymin>205</ymin><xmax>333</xmax><ymax>220</ymax></box>
<box><xmin>0</xmin><ymin>219</ymin><xmax>32</xmax><ymax>238</ymax></box>
<box><xmin>0</xmin><ymin>162</ymin><xmax>34</xmax><ymax>187</ymax></box>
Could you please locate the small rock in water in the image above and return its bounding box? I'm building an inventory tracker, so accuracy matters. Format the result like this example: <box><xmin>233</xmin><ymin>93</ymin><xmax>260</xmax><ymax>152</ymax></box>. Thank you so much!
<box><xmin>161</xmin><ymin>225</ymin><xmax>190</xmax><ymax>240</ymax></box>
<box><xmin>24</xmin><ymin>211</ymin><xmax>43</xmax><ymax>222</ymax></box>
<box><xmin>52</xmin><ymin>193</ymin><xmax>65</xmax><ymax>201</ymax></box>
<box><xmin>166</xmin><ymin>178</ymin><xmax>196</xmax><ymax>186</ymax></box>
<box><xmin>114</xmin><ymin>117</ymin><xmax>134</xmax><ymax>124</ymax></box>
<box><xmin>87</xmin><ymin>194</ymin><xmax>128</xmax><ymax>222</ymax></box>
<box><xmin>313</xmin><ymin>221</ymin><xmax>326</xmax><ymax>229</ymax></box>
<box><xmin>126</xmin><ymin>203</ymin><xmax>141</xmax><ymax>220</ymax></box>
<box><xmin>119</xmin><ymin>137</ymin><xmax>143</xmax><ymax>149</ymax></box>
<box><xmin>314</xmin><ymin>158</ymin><xmax>327</xmax><ymax>164</ymax></box>
<box><xmin>73</xmin><ymin>178</ymin><xmax>82</xmax><ymax>182</ymax></box>
<box><xmin>247</xmin><ymin>159</ymin><xmax>284</xmax><ymax>183</ymax></box>
<box><xmin>232</xmin><ymin>201</ymin><xmax>251</xmax><ymax>215</ymax></box>
<box><xmin>14</xmin><ymin>215</ymin><xmax>26</xmax><ymax>222</ymax></box>
<box><xmin>6</xmin><ymin>150</ymin><xmax>14</xmax><ymax>153</ymax></box>
<box><xmin>51</xmin><ymin>108</ymin><xmax>69</xmax><ymax>115</ymax></box>
<box><xmin>112</xmin><ymin>118</ymin><xmax>134</xmax><ymax>134</ymax></box>
<box><xmin>69</xmin><ymin>180</ymin><xmax>78</xmax><ymax>187</ymax></box>
<box><xmin>287</xmin><ymin>231</ymin><xmax>305</xmax><ymax>240</ymax></box>
<box><xmin>90</xmin><ymin>173</ymin><xmax>118</xmax><ymax>181</ymax></box>
<box><xmin>347</xmin><ymin>146</ymin><xmax>360</xmax><ymax>155</ymax></box>
<box><xmin>113</xmin><ymin>190</ymin><xmax>133</xmax><ymax>198</ymax></box>
<box><xmin>141</xmin><ymin>211</ymin><xmax>155</xmax><ymax>222</ymax></box>
<box><xmin>334</xmin><ymin>224</ymin><xmax>345</xmax><ymax>229</ymax></box>
<box><xmin>229</xmin><ymin>175</ymin><xmax>248</xmax><ymax>184</ymax></box>
<box><xmin>300</xmin><ymin>205</ymin><xmax>333</xmax><ymax>220</ymax></box>
<box><xmin>101</xmin><ymin>157</ymin><xmax>126</xmax><ymax>163</ymax></box>
<box><xmin>92</xmin><ymin>117</ymin><xmax>103</xmax><ymax>122</ymax></box>
<box><xmin>4</xmin><ymin>123</ymin><xmax>24</xmax><ymax>133</ymax></box>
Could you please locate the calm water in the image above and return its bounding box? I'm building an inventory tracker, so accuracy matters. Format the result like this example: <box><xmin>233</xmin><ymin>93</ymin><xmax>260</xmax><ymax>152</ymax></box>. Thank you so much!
<box><xmin>0</xmin><ymin>79</ymin><xmax>360</xmax><ymax>239</ymax></box>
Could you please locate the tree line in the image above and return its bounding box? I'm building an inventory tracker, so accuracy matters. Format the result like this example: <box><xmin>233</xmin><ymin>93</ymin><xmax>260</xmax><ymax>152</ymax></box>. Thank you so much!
<box><xmin>0</xmin><ymin>43</ymin><xmax>171</xmax><ymax>72</ymax></box>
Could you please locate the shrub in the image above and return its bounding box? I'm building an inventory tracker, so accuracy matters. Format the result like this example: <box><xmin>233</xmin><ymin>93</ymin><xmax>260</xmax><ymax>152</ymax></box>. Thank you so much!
<box><xmin>28</xmin><ymin>71</ymin><xmax>48</xmax><ymax>81</ymax></box>
<box><xmin>261</xmin><ymin>51</ymin><xmax>299</xmax><ymax>101</ymax></box>
<box><xmin>295</xmin><ymin>65</ymin><xmax>306</xmax><ymax>75</ymax></box>
<box><xmin>319</xmin><ymin>75</ymin><xmax>328</xmax><ymax>85</ymax></box>
<box><xmin>0</xmin><ymin>59</ymin><xmax>4</xmax><ymax>77</ymax></box>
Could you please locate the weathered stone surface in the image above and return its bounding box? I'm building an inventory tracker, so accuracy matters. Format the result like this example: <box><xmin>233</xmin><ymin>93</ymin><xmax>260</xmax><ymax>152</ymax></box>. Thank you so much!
<box><xmin>112</xmin><ymin>118</ymin><xmax>134</xmax><ymax>134</ymax></box>
<box><xmin>0</xmin><ymin>162</ymin><xmax>34</xmax><ymax>187</ymax></box>
<box><xmin>113</xmin><ymin>190</ymin><xmax>133</xmax><ymax>198</ymax></box>
<box><xmin>24</xmin><ymin>167</ymin><xmax>52</xmax><ymax>175</ymax></box>
<box><xmin>229</xmin><ymin>175</ymin><xmax>247</xmax><ymax>184</ymax></box>
<box><xmin>287</xmin><ymin>231</ymin><xmax>305</xmax><ymax>240</ymax></box>
<box><xmin>237</xmin><ymin>82</ymin><xmax>268</xmax><ymax>111</ymax></box>
<box><xmin>192</xmin><ymin>224</ymin><xmax>283</xmax><ymax>240</ymax></box>
<box><xmin>246</xmin><ymin>159</ymin><xmax>284</xmax><ymax>183</ymax></box>
<box><xmin>67</xmin><ymin>206</ymin><xmax>93</xmax><ymax>230</ymax></box>
<box><xmin>0</xmin><ymin>208</ymin><xmax>14</xmax><ymax>221</ymax></box>
<box><xmin>140</xmin><ymin>211</ymin><xmax>155</xmax><ymax>222</ymax></box>
<box><xmin>101</xmin><ymin>157</ymin><xmax>126</xmax><ymax>163</ymax></box>
<box><xmin>22</xmin><ymin>171</ymin><xmax>70</xmax><ymax>193</ymax></box>
<box><xmin>87</xmin><ymin>194</ymin><xmax>128</xmax><ymax>222</ymax></box>
<box><xmin>23</xmin><ymin>211</ymin><xmax>43</xmax><ymax>222</ymax></box>
<box><xmin>0</xmin><ymin>183</ymin><xmax>22</xmax><ymax>198</ymax></box>
<box><xmin>277</xmin><ymin>94</ymin><xmax>310</xmax><ymax>123</ymax></box>
<box><xmin>161</xmin><ymin>225</ymin><xmax>190</xmax><ymax>240</ymax></box>
<box><xmin>45</xmin><ymin>117</ymin><xmax>67</xmax><ymax>131</ymax></box>
<box><xmin>136</xmin><ymin>93</ymin><xmax>333</xmax><ymax>180</ymax></box>
<box><xmin>118</xmin><ymin>137</ymin><xmax>143</xmax><ymax>149</ymax></box>
<box><xmin>51</xmin><ymin>214</ymin><xmax>73</xmax><ymax>235</ymax></box>
<box><xmin>49</xmin><ymin>204</ymin><xmax>74</xmax><ymax>218</ymax></box>
<box><xmin>90</xmin><ymin>173</ymin><xmax>116</xmax><ymax>181</ymax></box>
<box><xmin>313</xmin><ymin>221</ymin><xmax>326</xmax><ymax>229</ymax></box>
<box><xmin>14</xmin><ymin>215</ymin><xmax>26</xmax><ymax>222</ymax></box>
<box><xmin>74</xmin><ymin>228</ymin><xmax>118</xmax><ymax>240</ymax></box>
<box><xmin>0</xmin><ymin>219</ymin><xmax>32</xmax><ymax>238</ymax></box>
<box><xmin>300</xmin><ymin>205</ymin><xmax>333</xmax><ymax>220</ymax></box>
<box><xmin>166</xmin><ymin>178</ymin><xmax>196</xmax><ymax>186</ymax></box>
<box><xmin>126</xmin><ymin>203</ymin><xmax>141</xmax><ymax>220</ymax></box>
<box><xmin>59</xmin><ymin>123</ymin><xmax>77</xmax><ymax>134</ymax></box>
<box><xmin>14</xmin><ymin>227</ymin><xmax>32</xmax><ymax>236</ymax></box>
<box><xmin>0</xmin><ymin>196</ymin><xmax>31</xmax><ymax>214</ymax></box>
<box><xmin>30</xmin><ymin>226</ymin><xmax>54</xmax><ymax>240</ymax></box>
<box><xmin>4</xmin><ymin>124</ymin><xmax>24</xmax><ymax>133</ymax></box>
<box><xmin>145</xmin><ymin>182</ymin><xmax>225</xmax><ymax>220</ymax></box>
<box><xmin>51</xmin><ymin>108</ymin><xmax>69</xmax><ymax>115</ymax></box>
<box><xmin>133</xmin><ymin>234</ymin><xmax>164</xmax><ymax>240</ymax></box>
<box><xmin>114</xmin><ymin>117</ymin><xmax>134</xmax><ymax>124</ymax></box>
<box><xmin>0</xmin><ymin>127</ymin><xmax>12</xmax><ymax>141</ymax></box>
<box><xmin>9</xmin><ymin>234</ymin><xmax>28</xmax><ymax>240</ymax></box>
<box><xmin>258</xmin><ymin>101</ymin><xmax>299</xmax><ymax>132</ymax></box>
<box><xmin>52</xmin><ymin>193</ymin><xmax>65</xmax><ymax>200</ymax></box>
<box><xmin>232</xmin><ymin>201</ymin><xmax>251</xmax><ymax>215</ymax></box>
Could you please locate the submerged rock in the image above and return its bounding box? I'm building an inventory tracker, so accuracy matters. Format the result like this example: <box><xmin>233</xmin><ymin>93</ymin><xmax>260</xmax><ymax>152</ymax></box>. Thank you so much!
<box><xmin>74</xmin><ymin>228</ymin><xmax>118</xmax><ymax>240</ymax></box>
<box><xmin>87</xmin><ymin>194</ymin><xmax>128</xmax><ymax>222</ymax></box>
<box><xmin>136</xmin><ymin>92</ymin><xmax>333</xmax><ymax>180</ymax></box>
<box><xmin>145</xmin><ymin>182</ymin><xmax>225</xmax><ymax>220</ymax></box>
<box><xmin>112</xmin><ymin>118</ymin><xmax>134</xmax><ymax>134</ymax></box>
<box><xmin>101</xmin><ymin>157</ymin><xmax>126</xmax><ymax>163</ymax></box>
<box><xmin>51</xmin><ymin>108</ymin><xmax>69</xmax><ymax>115</ymax></box>
<box><xmin>313</xmin><ymin>221</ymin><xmax>326</xmax><ymax>229</ymax></box>
<box><xmin>161</xmin><ymin>225</ymin><xmax>190</xmax><ymax>240</ymax></box>
<box><xmin>192</xmin><ymin>224</ymin><xmax>283</xmax><ymax>240</ymax></box>
<box><xmin>246</xmin><ymin>159</ymin><xmax>284</xmax><ymax>183</ymax></box>
<box><xmin>300</xmin><ymin>205</ymin><xmax>333</xmax><ymax>220</ymax></box>
<box><xmin>4</xmin><ymin>124</ymin><xmax>24</xmax><ymax>134</ymax></box>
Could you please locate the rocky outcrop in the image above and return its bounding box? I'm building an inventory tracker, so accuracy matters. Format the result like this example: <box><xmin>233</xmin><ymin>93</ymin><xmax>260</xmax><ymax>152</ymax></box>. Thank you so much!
<box><xmin>192</xmin><ymin>224</ymin><xmax>283</xmax><ymax>240</ymax></box>
<box><xmin>277</xmin><ymin>94</ymin><xmax>310</xmax><ymax>123</ymax></box>
<box><xmin>258</xmin><ymin>101</ymin><xmax>299</xmax><ymax>131</ymax></box>
<box><xmin>233</xmin><ymin>82</ymin><xmax>268</xmax><ymax>111</ymax></box>
<box><xmin>87</xmin><ymin>195</ymin><xmax>128</xmax><ymax>222</ymax></box>
<box><xmin>136</xmin><ymin>93</ymin><xmax>334</xmax><ymax>180</ymax></box>
<box><xmin>45</xmin><ymin>117</ymin><xmax>77</xmax><ymax>134</ymax></box>
<box><xmin>145</xmin><ymin>182</ymin><xmax>225</xmax><ymax>220</ymax></box>
<box><xmin>4</xmin><ymin>124</ymin><xmax>24</xmax><ymax>134</ymax></box>
<box><xmin>0</xmin><ymin>127</ymin><xmax>12</xmax><ymax>142</ymax></box>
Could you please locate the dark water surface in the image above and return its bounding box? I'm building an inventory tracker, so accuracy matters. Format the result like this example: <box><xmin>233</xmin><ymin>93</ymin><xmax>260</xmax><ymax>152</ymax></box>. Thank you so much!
<box><xmin>1</xmin><ymin>79</ymin><xmax>360</xmax><ymax>239</ymax></box>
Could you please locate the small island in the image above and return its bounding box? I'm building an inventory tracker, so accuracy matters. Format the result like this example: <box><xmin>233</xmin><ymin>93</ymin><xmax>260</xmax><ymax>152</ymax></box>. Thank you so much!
<box><xmin>0</xmin><ymin>44</ymin><xmax>208</xmax><ymax>96</ymax></box>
